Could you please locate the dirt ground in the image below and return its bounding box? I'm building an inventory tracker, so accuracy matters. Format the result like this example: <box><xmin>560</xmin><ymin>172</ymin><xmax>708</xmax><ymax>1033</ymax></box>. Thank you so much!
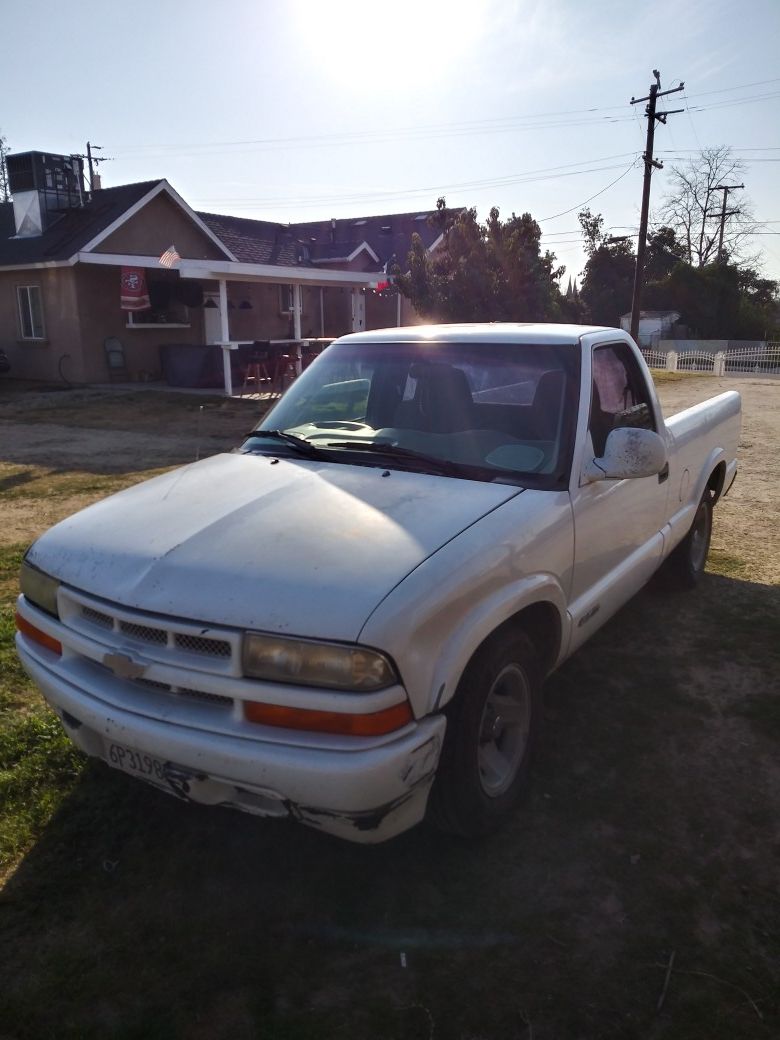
<box><xmin>1</xmin><ymin>376</ymin><xmax>777</xmax><ymax>583</ymax></box>
<box><xmin>1</xmin><ymin>375</ymin><xmax>778</xmax><ymax>1038</ymax></box>
<box><xmin>653</xmin><ymin>376</ymin><xmax>780</xmax><ymax>585</ymax></box>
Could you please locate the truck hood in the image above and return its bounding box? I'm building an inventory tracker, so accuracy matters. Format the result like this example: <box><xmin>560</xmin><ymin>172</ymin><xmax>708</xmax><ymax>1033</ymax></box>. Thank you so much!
<box><xmin>28</xmin><ymin>453</ymin><xmax>522</xmax><ymax>641</ymax></box>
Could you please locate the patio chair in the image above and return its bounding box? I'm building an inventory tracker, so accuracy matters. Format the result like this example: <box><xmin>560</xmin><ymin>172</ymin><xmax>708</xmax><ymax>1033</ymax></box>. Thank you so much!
<box><xmin>270</xmin><ymin>343</ymin><xmax>300</xmax><ymax>394</ymax></box>
<box><xmin>104</xmin><ymin>337</ymin><xmax>129</xmax><ymax>382</ymax></box>
<box><xmin>241</xmin><ymin>342</ymin><xmax>273</xmax><ymax>396</ymax></box>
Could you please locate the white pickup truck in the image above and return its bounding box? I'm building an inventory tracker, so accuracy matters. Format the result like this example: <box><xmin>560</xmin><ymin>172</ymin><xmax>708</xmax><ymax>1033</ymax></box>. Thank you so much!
<box><xmin>16</xmin><ymin>324</ymin><xmax>740</xmax><ymax>843</ymax></box>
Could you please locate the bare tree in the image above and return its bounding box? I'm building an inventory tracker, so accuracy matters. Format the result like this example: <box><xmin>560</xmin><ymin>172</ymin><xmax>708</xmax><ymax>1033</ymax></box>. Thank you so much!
<box><xmin>657</xmin><ymin>146</ymin><xmax>760</xmax><ymax>268</ymax></box>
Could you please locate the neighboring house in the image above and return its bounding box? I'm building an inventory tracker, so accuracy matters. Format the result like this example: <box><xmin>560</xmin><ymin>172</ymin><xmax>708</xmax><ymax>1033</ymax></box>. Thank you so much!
<box><xmin>0</xmin><ymin>150</ymin><xmax>444</xmax><ymax>385</ymax></box>
<box><xmin>619</xmin><ymin>310</ymin><xmax>681</xmax><ymax>347</ymax></box>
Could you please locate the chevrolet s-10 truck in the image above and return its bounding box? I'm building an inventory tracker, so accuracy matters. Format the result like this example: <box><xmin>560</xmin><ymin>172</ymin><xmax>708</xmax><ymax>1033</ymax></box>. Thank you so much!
<box><xmin>16</xmin><ymin>324</ymin><xmax>741</xmax><ymax>843</ymax></box>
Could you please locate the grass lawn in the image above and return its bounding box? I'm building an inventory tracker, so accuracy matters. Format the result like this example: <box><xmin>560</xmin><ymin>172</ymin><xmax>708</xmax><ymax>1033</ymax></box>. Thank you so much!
<box><xmin>0</xmin><ymin>382</ymin><xmax>778</xmax><ymax>1039</ymax></box>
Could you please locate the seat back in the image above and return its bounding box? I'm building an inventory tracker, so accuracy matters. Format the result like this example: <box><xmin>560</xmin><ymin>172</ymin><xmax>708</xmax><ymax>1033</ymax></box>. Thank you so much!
<box><xmin>528</xmin><ymin>369</ymin><xmax>565</xmax><ymax>440</ymax></box>
<box><xmin>393</xmin><ymin>364</ymin><xmax>474</xmax><ymax>433</ymax></box>
<box><xmin>104</xmin><ymin>337</ymin><xmax>128</xmax><ymax>381</ymax></box>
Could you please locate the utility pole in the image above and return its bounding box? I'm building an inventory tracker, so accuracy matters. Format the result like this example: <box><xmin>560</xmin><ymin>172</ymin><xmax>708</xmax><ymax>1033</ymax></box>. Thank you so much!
<box><xmin>629</xmin><ymin>70</ymin><xmax>684</xmax><ymax>342</ymax></box>
<box><xmin>712</xmin><ymin>183</ymin><xmax>744</xmax><ymax>261</ymax></box>
<box><xmin>84</xmin><ymin>142</ymin><xmax>110</xmax><ymax>195</ymax></box>
<box><xmin>0</xmin><ymin>132</ymin><xmax>9</xmax><ymax>203</ymax></box>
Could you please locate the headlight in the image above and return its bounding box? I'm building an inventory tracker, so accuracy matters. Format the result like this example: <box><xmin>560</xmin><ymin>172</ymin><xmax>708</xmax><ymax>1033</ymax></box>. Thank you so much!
<box><xmin>242</xmin><ymin>632</ymin><xmax>397</xmax><ymax>691</ymax></box>
<box><xmin>20</xmin><ymin>560</ymin><xmax>60</xmax><ymax>618</ymax></box>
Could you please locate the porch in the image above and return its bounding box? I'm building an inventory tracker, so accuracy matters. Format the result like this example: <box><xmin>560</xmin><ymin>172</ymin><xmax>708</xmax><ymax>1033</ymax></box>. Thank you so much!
<box><xmin>74</xmin><ymin>253</ymin><xmax>400</xmax><ymax>393</ymax></box>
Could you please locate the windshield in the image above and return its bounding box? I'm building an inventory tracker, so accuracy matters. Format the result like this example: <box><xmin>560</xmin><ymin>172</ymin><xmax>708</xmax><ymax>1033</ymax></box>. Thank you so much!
<box><xmin>245</xmin><ymin>339</ymin><xmax>579</xmax><ymax>487</ymax></box>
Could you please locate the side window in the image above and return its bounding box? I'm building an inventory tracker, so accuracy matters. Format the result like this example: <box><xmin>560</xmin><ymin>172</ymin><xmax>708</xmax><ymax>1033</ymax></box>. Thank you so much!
<box><xmin>17</xmin><ymin>285</ymin><xmax>46</xmax><ymax>340</ymax></box>
<box><xmin>589</xmin><ymin>343</ymin><xmax>654</xmax><ymax>456</ymax></box>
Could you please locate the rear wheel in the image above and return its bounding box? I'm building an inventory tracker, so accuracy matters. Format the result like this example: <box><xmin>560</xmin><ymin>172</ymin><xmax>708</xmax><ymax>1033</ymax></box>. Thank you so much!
<box><xmin>665</xmin><ymin>491</ymin><xmax>713</xmax><ymax>589</ymax></box>
<box><xmin>429</xmin><ymin>629</ymin><xmax>542</xmax><ymax>837</ymax></box>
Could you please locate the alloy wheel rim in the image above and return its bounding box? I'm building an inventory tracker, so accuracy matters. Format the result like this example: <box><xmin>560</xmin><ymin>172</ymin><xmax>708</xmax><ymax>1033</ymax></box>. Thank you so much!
<box><xmin>477</xmin><ymin>664</ymin><xmax>531</xmax><ymax>797</ymax></box>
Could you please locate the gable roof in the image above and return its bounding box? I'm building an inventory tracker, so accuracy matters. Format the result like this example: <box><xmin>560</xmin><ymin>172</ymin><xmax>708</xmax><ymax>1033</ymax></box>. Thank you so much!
<box><xmin>195</xmin><ymin>209</ymin><xmax>448</xmax><ymax>272</ymax></box>
<box><xmin>293</xmin><ymin>211</ymin><xmax>446</xmax><ymax>269</ymax></box>
<box><xmin>0</xmin><ymin>180</ymin><xmax>235</xmax><ymax>268</ymax></box>
<box><xmin>0</xmin><ymin>181</ymin><xmax>162</xmax><ymax>266</ymax></box>
<box><xmin>1</xmin><ymin>175</ymin><xmax>454</xmax><ymax>274</ymax></box>
<box><xmin>197</xmin><ymin>212</ymin><xmax>305</xmax><ymax>266</ymax></box>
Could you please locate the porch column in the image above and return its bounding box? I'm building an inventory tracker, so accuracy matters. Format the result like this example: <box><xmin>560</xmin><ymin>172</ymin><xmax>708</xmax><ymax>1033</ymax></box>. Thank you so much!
<box><xmin>396</xmin><ymin>291</ymin><xmax>402</xmax><ymax>327</ymax></box>
<box><xmin>350</xmin><ymin>288</ymin><xmax>365</xmax><ymax>332</ymax></box>
<box><xmin>319</xmin><ymin>288</ymin><xmax>325</xmax><ymax>337</ymax></box>
<box><xmin>292</xmin><ymin>283</ymin><xmax>303</xmax><ymax>374</ymax></box>
<box><xmin>219</xmin><ymin>278</ymin><xmax>233</xmax><ymax>396</ymax></box>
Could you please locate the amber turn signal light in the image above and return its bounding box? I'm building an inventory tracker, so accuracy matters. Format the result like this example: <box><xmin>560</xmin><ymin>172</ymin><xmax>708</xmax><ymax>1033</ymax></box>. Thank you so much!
<box><xmin>16</xmin><ymin>612</ymin><xmax>62</xmax><ymax>656</ymax></box>
<box><xmin>244</xmin><ymin>699</ymin><xmax>413</xmax><ymax>736</ymax></box>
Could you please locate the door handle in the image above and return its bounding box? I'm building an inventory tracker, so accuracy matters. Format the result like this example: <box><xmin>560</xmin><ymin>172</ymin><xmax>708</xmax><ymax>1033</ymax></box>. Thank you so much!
<box><xmin>658</xmin><ymin>463</ymin><xmax>669</xmax><ymax>484</ymax></box>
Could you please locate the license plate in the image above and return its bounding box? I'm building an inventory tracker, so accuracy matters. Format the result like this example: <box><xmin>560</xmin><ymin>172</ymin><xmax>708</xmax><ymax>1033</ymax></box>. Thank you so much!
<box><xmin>105</xmin><ymin>741</ymin><xmax>168</xmax><ymax>785</ymax></box>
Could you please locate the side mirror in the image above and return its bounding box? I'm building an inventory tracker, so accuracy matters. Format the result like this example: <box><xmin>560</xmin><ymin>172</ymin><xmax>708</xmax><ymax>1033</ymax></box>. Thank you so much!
<box><xmin>583</xmin><ymin>427</ymin><xmax>667</xmax><ymax>483</ymax></box>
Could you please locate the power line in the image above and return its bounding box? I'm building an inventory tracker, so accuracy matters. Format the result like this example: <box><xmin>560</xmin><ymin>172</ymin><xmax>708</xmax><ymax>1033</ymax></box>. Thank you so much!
<box><xmin>538</xmin><ymin>159</ymin><xmax>640</xmax><ymax>222</ymax></box>
<box><xmin>107</xmin><ymin>78</ymin><xmax>780</xmax><ymax>160</ymax></box>
<box><xmin>194</xmin><ymin>155</ymin><xmax>641</xmax><ymax>210</ymax></box>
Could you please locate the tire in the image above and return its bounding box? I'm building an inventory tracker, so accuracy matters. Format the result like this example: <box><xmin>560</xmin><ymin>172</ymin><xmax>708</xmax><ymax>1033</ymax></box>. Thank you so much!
<box><xmin>429</xmin><ymin>629</ymin><xmax>542</xmax><ymax>838</ymax></box>
<box><xmin>664</xmin><ymin>491</ymin><xmax>713</xmax><ymax>589</ymax></box>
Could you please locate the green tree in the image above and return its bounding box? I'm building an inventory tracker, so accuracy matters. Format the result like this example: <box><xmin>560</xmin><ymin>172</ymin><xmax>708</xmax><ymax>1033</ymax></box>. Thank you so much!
<box><xmin>395</xmin><ymin>202</ymin><xmax>565</xmax><ymax>322</ymax></box>
<box><xmin>657</xmin><ymin>261</ymin><xmax>779</xmax><ymax>339</ymax></box>
<box><xmin>645</xmin><ymin>226</ymin><xmax>686</xmax><ymax>282</ymax></box>
<box><xmin>577</xmin><ymin>208</ymin><xmax>636</xmax><ymax>328</ymax></box>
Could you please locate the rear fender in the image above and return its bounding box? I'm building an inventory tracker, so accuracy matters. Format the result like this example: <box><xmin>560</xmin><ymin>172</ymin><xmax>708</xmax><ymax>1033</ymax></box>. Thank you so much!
<box><xmin>693</xmin><ymin>447</ymin><xmax>728</xmax><ymax>506</ymax></box>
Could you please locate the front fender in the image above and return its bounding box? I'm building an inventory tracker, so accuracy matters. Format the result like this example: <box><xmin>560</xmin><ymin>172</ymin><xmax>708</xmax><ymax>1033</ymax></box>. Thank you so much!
<box><xmin>425</xmin><ymin>575</ymin><xmax>569</xmax><ymax>714</ymax></box>
<box><xmin>358</xmin><ymin>488</ymin><xmax>575</xmax><ymax>718</ymax></box>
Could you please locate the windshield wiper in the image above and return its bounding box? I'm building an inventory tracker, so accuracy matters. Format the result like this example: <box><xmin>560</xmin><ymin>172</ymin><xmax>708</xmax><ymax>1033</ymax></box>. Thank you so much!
<box><xmin>324</xmin><ymin>439</ymin><xmax>488</xmax><ymax>478</ymax></box>
<box><xmin>242</xmin><ymin>429</ymin><xmax>321</xmax><ymax>457</ymax></box>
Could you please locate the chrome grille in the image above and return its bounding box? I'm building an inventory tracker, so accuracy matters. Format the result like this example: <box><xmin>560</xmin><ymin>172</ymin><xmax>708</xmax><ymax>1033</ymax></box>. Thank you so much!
<box><xmin>174</xmin><ymin>633</ymin><xmax>231</xmax><ymax>658</ymax></box>
<box><xmin>82</xmin><ymin>606</ymin><xmax>113</xmax><ymax>630</ymax></box>
<box><xmin>137</xmin><ymin>677</ymin><xmax>171</xmax><ymax>691</ymax></box>
<box><xmin>63</xmin><ymin>589</ymin><xmax>239</xmax><ymax>678</ymax></box>
<box><xmin>136</xmin><ymin>677</ymin><xmax>232</xmax><ymax>708</ymax></box>
<box><xmin>119</xmin><ymin>621</ymin><xmax>167</xmax><ymax>645</ymax></box>
<box><xmin>177</xmin><ymin>688</ymin><xmax>233</xmax><ymax>707</ymax></box>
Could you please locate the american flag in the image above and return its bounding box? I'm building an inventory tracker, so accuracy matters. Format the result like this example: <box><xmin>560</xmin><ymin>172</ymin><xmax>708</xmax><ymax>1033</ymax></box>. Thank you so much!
<box><xmin>159</xmin><ymin>244</ymin><xmax>181</xmax><ymax>268</ymax></box>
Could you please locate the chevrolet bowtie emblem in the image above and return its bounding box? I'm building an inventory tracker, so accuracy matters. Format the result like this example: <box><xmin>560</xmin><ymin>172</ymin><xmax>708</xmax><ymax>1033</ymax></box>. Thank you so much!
<box><xmin>102</xmin><ymin>651</ymin><xmax>148</xmax><ymax>680</ymax></box>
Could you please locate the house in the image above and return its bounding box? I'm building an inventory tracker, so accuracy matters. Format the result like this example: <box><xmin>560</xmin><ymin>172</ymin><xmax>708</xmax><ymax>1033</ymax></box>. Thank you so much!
<box><xmin>0</xmin><ymin>150</ymin><xmax>445</xmax><ymax>386</ymax></box>
<box><xmin>619</xmin><ymin>310</ymin><xmax>681</xmax><ymax>347</ymax></box>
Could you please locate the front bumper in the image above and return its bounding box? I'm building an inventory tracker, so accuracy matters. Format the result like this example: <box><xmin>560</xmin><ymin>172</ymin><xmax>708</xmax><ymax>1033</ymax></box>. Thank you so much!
<box><xmin>18</xmin><ymin>641</ymin><xmax>445</xmax><ymax>844</ymax></box>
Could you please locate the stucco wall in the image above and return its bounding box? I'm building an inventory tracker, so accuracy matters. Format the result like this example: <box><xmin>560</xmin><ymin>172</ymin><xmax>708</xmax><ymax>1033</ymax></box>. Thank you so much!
<box><xmin>0</xmin><ymin>266</ymin><xmax>83</xmax><ymax>383</ymax></box>
<box><xmin>75</xmin><ymin>265</ymin><xmax>209</xmax><ymax>382</ymax></box>
<box><xmin>95</xmin><ymin>193</ymin><xmax>227</xmax><ymax>260</ymax></box>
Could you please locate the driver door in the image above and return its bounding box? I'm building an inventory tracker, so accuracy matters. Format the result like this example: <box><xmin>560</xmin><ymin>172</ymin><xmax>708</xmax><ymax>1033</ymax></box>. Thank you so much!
<box><xmin>568</xmin><ymin>341</ymin><xmax>669</xmax><ymax>652</ymax></box>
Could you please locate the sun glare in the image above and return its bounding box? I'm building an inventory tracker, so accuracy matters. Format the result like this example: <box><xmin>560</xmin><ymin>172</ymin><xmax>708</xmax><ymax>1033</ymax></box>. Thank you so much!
<box><xmin>295</xmin><ymin>0</ymin><xmax>482</xmax><ymax>86</ymax></box>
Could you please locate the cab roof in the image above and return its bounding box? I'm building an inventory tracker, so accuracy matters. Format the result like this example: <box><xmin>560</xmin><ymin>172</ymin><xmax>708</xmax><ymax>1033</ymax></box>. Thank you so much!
<box><xmin>336</xmin><ymin>323</ymin><xmax>618</xmax><ymax>347</ymax></box>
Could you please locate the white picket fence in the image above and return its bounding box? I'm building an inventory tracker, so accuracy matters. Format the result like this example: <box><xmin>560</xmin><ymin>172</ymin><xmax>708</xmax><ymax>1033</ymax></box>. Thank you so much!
<box><xmin>641</xmin><ymin>343</ymin><xmax>780</xmax><ymax>376</ymax></box>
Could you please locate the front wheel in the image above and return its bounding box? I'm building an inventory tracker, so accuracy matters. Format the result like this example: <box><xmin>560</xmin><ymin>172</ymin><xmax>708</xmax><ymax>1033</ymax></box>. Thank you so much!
<box><xmin>665</xmin><ymin>491</ymin><xmax>713</xmax><ymax>589</ymax></box>
<box><xmin>428</xmin><ymin>629</ymin><xmax>542</xmax><ymax>838</ymax></box>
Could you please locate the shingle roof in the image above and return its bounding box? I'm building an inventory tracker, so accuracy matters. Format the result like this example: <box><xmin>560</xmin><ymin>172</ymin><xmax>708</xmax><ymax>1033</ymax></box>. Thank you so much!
<box><xmin>0</xmin><ymin>181</ymin><xmax>162</xmax><ymax>266</ymax></box>
<box><xmin>1</xmin><ymin>175</ymin><xmax>454</xmax><ymax>273</ymax></box>
<box><xmin>294</xmin><ymin>211</ymin><xmax>446</xmax><ymax>269</ymax></box>
<box><xmin>196</xmin><ymin>209</ymin><xmax>449</xmax><ymax>271</ymax></box>
<box><xmin>196</xmin><ymin>212</ymin><xmax>306</xmax><ymax>267</ymax></box>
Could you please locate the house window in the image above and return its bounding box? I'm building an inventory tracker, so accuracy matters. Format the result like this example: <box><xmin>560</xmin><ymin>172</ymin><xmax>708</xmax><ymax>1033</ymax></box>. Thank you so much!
<box><xmin>17</xmin><ymin>285</ymin><xmax>46</xmax><ymax>340</ymax></box>
<box><xmin>126</xmin><ymin>276</ymin><xmax>191</xmax><ymax>327</ymax></box>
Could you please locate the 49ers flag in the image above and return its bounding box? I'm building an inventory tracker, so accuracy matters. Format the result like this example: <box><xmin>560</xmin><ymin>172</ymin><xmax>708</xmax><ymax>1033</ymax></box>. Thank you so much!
<box><xmin>120</xmin><ymin>266</ymin><xmax>151</xmax><ymax>311</ymax></box>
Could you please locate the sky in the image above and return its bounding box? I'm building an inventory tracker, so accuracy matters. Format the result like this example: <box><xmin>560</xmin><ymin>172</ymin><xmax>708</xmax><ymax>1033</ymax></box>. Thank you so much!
<box><xmin>4</xmin><ymin>0</ymin><xmax>780</xmax><ymax>285</ymax></box>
